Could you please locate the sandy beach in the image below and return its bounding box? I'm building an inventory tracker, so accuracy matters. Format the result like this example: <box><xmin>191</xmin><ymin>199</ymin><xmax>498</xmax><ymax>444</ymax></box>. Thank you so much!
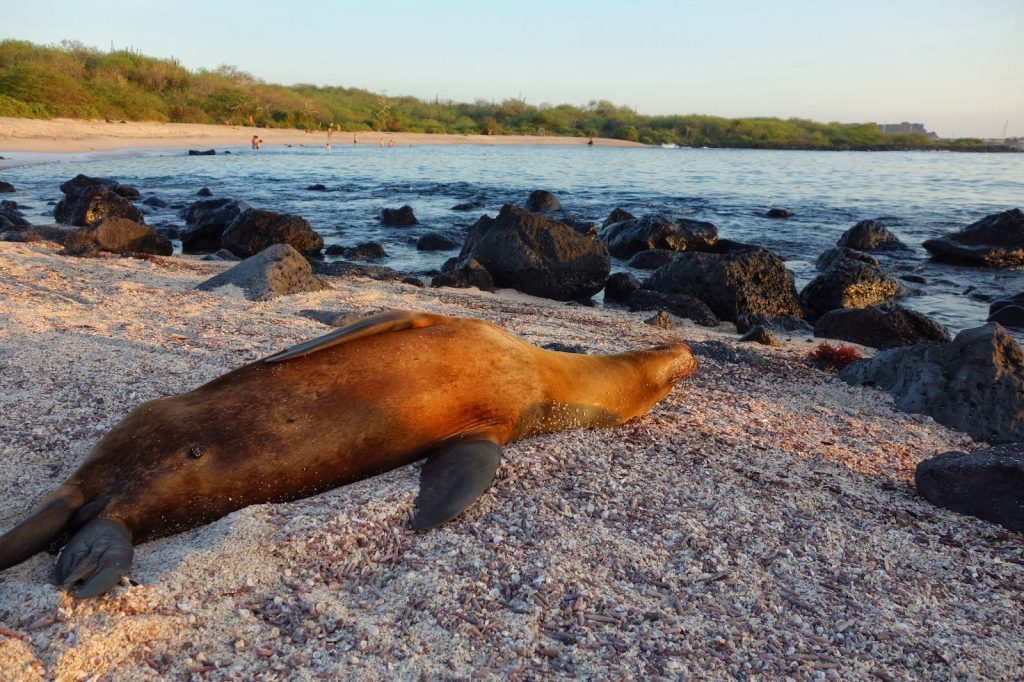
<box><xmin>0</xmin><ymin>117</ymin><xmax>640</xmax><ymax>164</ymax></box>
<box><xmin>0</xmin><ymin>238</ymin><xmax>1020</xmax><ymax>680</ymax></box>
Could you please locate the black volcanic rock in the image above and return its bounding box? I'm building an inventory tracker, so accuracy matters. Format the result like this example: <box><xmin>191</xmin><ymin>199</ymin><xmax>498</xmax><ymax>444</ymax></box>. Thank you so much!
<box><xmin>456</xmin><ymin>204</ymin><xmax>609</xmax><ymax>301</ymax></box>
<box><xmin>800</xmin><ymin>258</ymin><xmax>900</xmax><ymax>322</ymax></box>
<box><xmin>524</xmin><ymin>189</ymin><xmax>561</xmax><ymax>213</ymax></box>
<box><xmin>181</xmin><ymin>198</ymin><xmax>250</xmax><ymax>253</ymax></box>
<box><xmin>221</xmin><ymin>208</ymin><xmax>324</xmax><ymax>258</ymax></box>
<box><xmin>841</xmin><ymin>323</ymin><xmax>1024</xmax><ymax>444</ymax></box>
<box><xmin>814</xmin><ymin>305</ymin><xmax>950</xmax><ymax>349</ymax></box>
<box><xmin>599</xmin><ymin>214</ymin><xmax>718</xmax><ymax>259</ymax></box>
<box><xmin>644</xmin><ymin>244</ymin><xmax>802</xmax><ymax>322</ymax></box>
<box><xmin>416</xmin><ymin>233</ymin><xmax>459</xmax><ymax>251</ymax></box>
<box><xmin>381</xmin><ymin>205</ymin><xmax>418</xmax><ymax>226</ymax></box>
<box><xmin>923</xmin><ymin>208</ymin><xmax>1024</xmax><ymax>267</ymax></box>
<box><xmin>837</xmin><ymin>219</ymin><xmax>909</xmax><ymax>251</ymax></box>
<box><xmin>54</xmin><ymin>185</ymin><xmax>144</xmax><ymax>227</ymax></box>
<box><xmin>916</xmin><ymin>444</ymin><xmax>1024</xmax><ymax>532</ymax></box>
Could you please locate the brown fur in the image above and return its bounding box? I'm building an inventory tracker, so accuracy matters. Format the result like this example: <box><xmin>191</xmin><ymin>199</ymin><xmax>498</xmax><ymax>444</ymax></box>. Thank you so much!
<box><xmin>38</xmin><ymin>313</ymin><xmax>697</xmax><ymax>543</ymax></box>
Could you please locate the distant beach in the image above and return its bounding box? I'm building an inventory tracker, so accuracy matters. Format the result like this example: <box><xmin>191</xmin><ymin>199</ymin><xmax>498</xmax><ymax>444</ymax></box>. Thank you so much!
<box><xmin>0</xmin><ymin>117</ymin><xmax>641</xmax><ymax>161</ymax></box>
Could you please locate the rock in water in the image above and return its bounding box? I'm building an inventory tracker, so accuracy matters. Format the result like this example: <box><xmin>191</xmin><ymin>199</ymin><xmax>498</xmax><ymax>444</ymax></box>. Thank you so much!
<box><xmin>814</xmin><ymin>306</ymin><xmax>950</xmax><ymax>349</ymax></box>
<box><xmin>840</xmin><ymin>323</ymin><xmax>1024</xmax><ymax>444</ymax></box>
<box><xmin>915</xmin><ymin>444</ymin><xmax>1024</xmax><ymax>532</ymax></box>
<box><xmin>643</xmin><ymin>244</ymin><xmax>802</xmax><ymax>322</ymax></box>
<box><xmin>599</xmin><ymin>214</ymin><xmax>718</xmax><ymax>259</ymax></box>
<box><xmin>181</xmin><ymin>198</ymin><xmax>250</xmax><ymax>252</ymax></box>
<box><xmin>524</xmin><ymin>189</ymin><xmax>562</xmax><ymax>213</ymax></box>
<box><xmin>196</xmin><ymin>244</ymin><xmax>330</xmax><ymax>301</ymax></box>
<box><xmin>380</xmin><ymin>205</ymin><xmax>418</xmax><ymax>226</ymax></box>
<box><xmin>221</xmin><ymin>208</ymin><xmax>324</xmax><ymax>258</ymax></box>
<box><xmin>922</xmin><ymin>208</ymin><xmax>1024</xmax><ymax>268</ymax></box>
<box><xmin>988</xmin><ymin>293</ymin><xmax>1024</xmax><ymax>328</ymax></box>
<box><xmin>54</xmin><ymin>185</ymin><xmax>144</xmax><ymax>227</ymax></box>
<box><xmin>837</xmin><ymin>219</ymin><xmax>909</xmax><ymax>251</ymax></box>
<box><xmin>456</xmin><ymin>204</ymin><xmax>609</xmax><ymax>301</ymax></box>
<box><xmin>800</xmin><ymin>258</ymin><xmax>900</xmax><ymax>322</ymax></box>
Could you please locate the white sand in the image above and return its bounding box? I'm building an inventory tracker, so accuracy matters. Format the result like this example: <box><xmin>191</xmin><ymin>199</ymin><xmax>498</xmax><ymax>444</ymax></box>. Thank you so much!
<box><xmin>0</xmin><ymin>241</ymin><xmax>1020</xmax><ymax>680</ymax></box>
<box><xmin>0</xmin><ymin>117</ymin><xmax>639</xmax><ymax>166</ymax></box>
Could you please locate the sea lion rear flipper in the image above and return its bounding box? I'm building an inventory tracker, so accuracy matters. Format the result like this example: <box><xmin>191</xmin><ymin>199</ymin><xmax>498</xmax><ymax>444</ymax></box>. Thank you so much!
<box><xmin>0</xmin><ymin>497</ymin><xmax>76</xmax><ymax>571</ymax></box>
<box><xmin>411</xmin><ymin>440</ymin><xmax>501</xmax><ymax>532</ymax></box>
<box><xmin>55</xmin><ymin>518</ymin><xmax>134</xmax><ymax>599</ymax></box>
<box><xmin>265</xmin><ymin>310</ymin><xmax>451</xmax><ymax>363</ymax></box>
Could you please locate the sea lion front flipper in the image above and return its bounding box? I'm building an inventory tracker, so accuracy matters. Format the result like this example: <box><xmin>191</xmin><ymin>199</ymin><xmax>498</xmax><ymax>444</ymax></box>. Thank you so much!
<box><xmin>0</xmin><ymin>497</ymin><xmax>75</xmax><ymax>571</ymax></box>
<box><xmin>54</xmin><ymin>518</ymin><xmax>134</xmax><ymax>599</ymax></box>
<box><xmin>411</xmin><ymin>440</ymin><xmax>501</xmax><ymax>532</ymax></box>
<box><xmin>265</xmin><ymin>309</ymin><xmax>451</xmax><ymax>363</ymax></box>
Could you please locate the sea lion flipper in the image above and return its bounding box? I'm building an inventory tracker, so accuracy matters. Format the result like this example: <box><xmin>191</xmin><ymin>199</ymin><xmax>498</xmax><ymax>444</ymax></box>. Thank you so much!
<box><xmin>55</xmin><ymin>518</ymin><xmax>133</xmax><ymax>599</ymax></box>
<box><xmin>411</xmin><ymin>440</ymin><xmax>501</xmax><ymax>532</ymax></box>
<box><xmin>0</xmin><ymin>497</ymin><xmax>75</xmax><ymax>571</ymax></box>
<box><xmin>265</xmin><ymin>310</ymin><xmax>450</xmax><ymax>363</ymax></box>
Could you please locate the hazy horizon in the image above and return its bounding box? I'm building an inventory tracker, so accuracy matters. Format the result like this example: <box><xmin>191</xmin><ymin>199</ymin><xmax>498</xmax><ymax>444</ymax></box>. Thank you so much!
<box><xmin>4</xmin><ymin>0</ymin><xmax>1022</xmax><ymax>139</ymax></box>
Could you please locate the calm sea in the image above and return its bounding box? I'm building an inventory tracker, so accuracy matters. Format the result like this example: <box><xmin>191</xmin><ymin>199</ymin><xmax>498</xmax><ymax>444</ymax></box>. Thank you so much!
<box><xmin>3</xmin><ymin>144</ymin><xmax>1022</xmax><ymax>337</ymax></box>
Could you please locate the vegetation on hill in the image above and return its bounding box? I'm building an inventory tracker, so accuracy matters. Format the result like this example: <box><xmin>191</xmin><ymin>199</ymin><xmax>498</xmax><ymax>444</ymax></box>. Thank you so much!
<box><xmin>0</xmin><ymin>40</ymin><xmax>1011</xmax><ymax>151</ymax></box>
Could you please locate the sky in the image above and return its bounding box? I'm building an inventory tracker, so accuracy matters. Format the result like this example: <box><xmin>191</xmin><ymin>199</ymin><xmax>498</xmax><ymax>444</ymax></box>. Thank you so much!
<box><xmin>3</xmin><ymin>0</ymin><xmax>1022</xmax><ymax>138</ymax></box>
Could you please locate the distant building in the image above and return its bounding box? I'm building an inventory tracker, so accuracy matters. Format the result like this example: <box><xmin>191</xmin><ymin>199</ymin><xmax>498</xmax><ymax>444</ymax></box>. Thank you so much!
<box><xmin>878</xmin><ymin>122</ymin><xmax>938</xmax><ymax>139</ymax></box>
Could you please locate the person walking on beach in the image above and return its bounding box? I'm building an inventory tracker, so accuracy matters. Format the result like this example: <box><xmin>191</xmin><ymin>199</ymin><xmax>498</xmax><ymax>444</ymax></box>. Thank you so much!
<box><xmin>251</xmin><ymin>135</ymin><xmax>261</xmax><ymax>150</ymax></box>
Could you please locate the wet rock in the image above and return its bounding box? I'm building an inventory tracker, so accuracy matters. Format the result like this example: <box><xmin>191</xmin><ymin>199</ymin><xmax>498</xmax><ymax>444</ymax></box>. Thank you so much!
<box><xmin>800</xmin><ymin>258</ymin><xmax>900</xmax><ymax>322</ymax></box>
<box><xmin>188</xmin><ymin>149</ymin><xmax>216</xmax><ymax>156</ymax></box>
<box><xmin>181</xmin><ymin>198</ymin><xmax>251</xmax><ymax>252</ymax></box>
<box><xmin>455</xmin><ymin>204</ymin><xmax>609</xmax><ymax>301</ymax></box>
<box><xmin>738</xmin><ymin>325</ymin><xmax>781</xmax><ymax>347</ymax></box>
<box><xmin>340</xmin><ymin>242</ymin><xmax>388</xmax><ymax>260</ymax></box>
<box><xmin>814</xmin><ymin>305</ymin><xmax>950</xmax><ymax>349</ymax></box>
<box><xmin>311</xmin><ymin>260</ymin><xmax>409</xmax><ymax>282</ymax></box>
<box><xmin>324</xmin><ymin>244</ymin><xmax>345</xmax><ymax>256</ymax></box>
<box><xmin>54</xmin><ymin>184</ymin><xmax>144</xmax><ymax>227</ymax></box>
<box><xmin>431</xmin><ymin>258</ymin><xmax>495</xmax><ymax>292</ymax></box>
<box><xmin>381</xmin><ymin>205</ymin><xmax>418</xmax><ymax>226</ymax></box>
<box><xmin>840</xmin><ymin>323</ymin><xmax>1024</xmax><ymax>444</ymax></box>
<box><xmin>0</xmin><ymin>181</ymin><xmax>15</xmax><ymax>193</ymax></box>
<box><xmin>197</xmin><ymin>244</ymin><xmax>329</xmax><ymax>301</ymax></box>
<box><xmin>306</xmin><ymin>184</ymin><xmax>327</xmax><ymax>191</ymax></box>
<box><xmin>923</xmin><ymin>208</ymin><xmax>1024</xmax><ymax>268</ymax></box>
<box><xmin>62</xmin><ymin>217</ymin><xmax>172</xmax><ymax>257</ymax></box>
<box><xmin>451</xmin><ymin>201</ymin><xmax>484</xmax><ymax>212</ymax></box>
<box><xmin>766</xmin><ymin>208</ymin><xmax>792</xmax><ymax>218</ymax></box>
<box><xmin>735</xmin><ymin>313</ymin><xmax>813</xmax><ymax>335</ymax></box>
<box><xmin>627</xmin><ymin>249</ymin><xmax>676</xmax><ymax>270</ymax></box>
<box><xmin>196</xmin><ymin>187</ymin><xmax>213</xmax><ymax>197</ymax></box>
<box><xmin>603</xmin><ymin>272</ymin><xmax>641</xmax><ymax>301</ymax></box>
<box><xmin>599</xmin><ymin>213</ymin><xmax>718</xmax><ymax>259</ymax></box>
<box><xmin>624</xmin><ymin>290</ymin><xmax>719</xmax><ymax>327</ymax></box>
<box><xmin>915</xmin><ymin>444</ymin><xmax>1024</xmax><ymax>532</ymax></box>
<box><xmin>0</xmin><ymin>203</ymin><xmax>29</xmax><ymax>228</ymax></box>
<box><xmin>988</xmin><ymin>293</ymin><xmax>1024</xmax><ymax>328</ymax></box>
<box><xmin>416</xmin><ymin>233</ymin><xmax>459</xmax><ymax>251</ymax></box>
<box><xmin>644</xmin><ymin>244</ymin><xmax>802</xmax><ymax>323</ymax></box>
<box><xmin>142</xmin><ymin>196</ymin><xmax>168</xmax><ymax>208</ymax></box>
<box><xmin>603</xmin><ymin>207</ymin><xmax>635</xmax><ymax>227</ymax></box>
<box><xmin>58</xmin><ymin>174</ymin><xmax>121</xmax><ymax>194</ymax></box>
<box><xmin>401</xmin><ymin>276</ymin><xmax>425</xmax><ymax>287</ymax></box>
<box><xmin>900</xmin><ymin>274</ymin><xmax>928</xmax><ymax>285</ymax></box>
<box><xmin>113</xmin><ymin>185</ymin><xmax>140</xmax><ymax>199</ymax></box>
<box><xmin>815</xmin><ymin>247</ymin><xmax>879</xmax><ymax>271</ymax></box>
<box><xmin>837</xmin><ymin>219</ymin><xmax>909</xmax><ymax>251</ymax></box>
<box><xmin>222</xmin><ymin>208</ymin><xmax>324</xmax><ymax>258</ymax></box>
<box><xmin>524</xmin><ymin>189</ymin><xmax>561</xmax><ymax>213</ymax></box>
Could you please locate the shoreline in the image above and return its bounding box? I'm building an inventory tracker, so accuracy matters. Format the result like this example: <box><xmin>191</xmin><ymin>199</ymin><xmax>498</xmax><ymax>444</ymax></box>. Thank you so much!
<box><xmin>0</xmin><ymin>117</ymin><xmax>640</xmax><ymax>167</ymax></box>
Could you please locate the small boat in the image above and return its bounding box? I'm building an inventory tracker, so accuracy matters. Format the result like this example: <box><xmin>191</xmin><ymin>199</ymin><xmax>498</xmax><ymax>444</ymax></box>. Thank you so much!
<box><xmin>659</xmin><ymin>143</ymin><xmax>680</xmax><ymax>149</ymax></box>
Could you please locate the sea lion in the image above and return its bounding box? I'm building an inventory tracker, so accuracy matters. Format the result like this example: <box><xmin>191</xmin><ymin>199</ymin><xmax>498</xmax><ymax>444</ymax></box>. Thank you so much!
<box><xmin>0</xmin><ymin>310</ymin><xmax>697</xmax><ymax>598</ymax></box>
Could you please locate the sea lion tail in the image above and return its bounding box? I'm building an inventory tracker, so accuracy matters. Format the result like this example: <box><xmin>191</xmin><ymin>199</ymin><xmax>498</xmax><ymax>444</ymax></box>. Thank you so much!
<box><xmin>0</xmin><ymin>493</ymin><xmax>80</xmax><ymax>571</ymax></box>
<box><xmin>265</xmin><ymin>309</ymin><xmax>452</xmax><ymax>363</ymax></box>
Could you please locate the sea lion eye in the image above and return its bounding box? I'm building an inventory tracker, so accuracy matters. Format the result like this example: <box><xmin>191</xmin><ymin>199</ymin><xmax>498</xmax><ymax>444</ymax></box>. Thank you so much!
<box><xmin>188</xmin><ymin>446</ymin><xmax>205</xmax><ymax>459</ymax></box>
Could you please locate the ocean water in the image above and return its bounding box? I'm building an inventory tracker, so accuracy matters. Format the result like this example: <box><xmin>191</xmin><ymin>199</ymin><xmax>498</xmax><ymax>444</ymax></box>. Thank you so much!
<box><xmin>3</xmin><ymin>144</ymin><xmax>1022</xmax><ymax>337</ymax></box>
